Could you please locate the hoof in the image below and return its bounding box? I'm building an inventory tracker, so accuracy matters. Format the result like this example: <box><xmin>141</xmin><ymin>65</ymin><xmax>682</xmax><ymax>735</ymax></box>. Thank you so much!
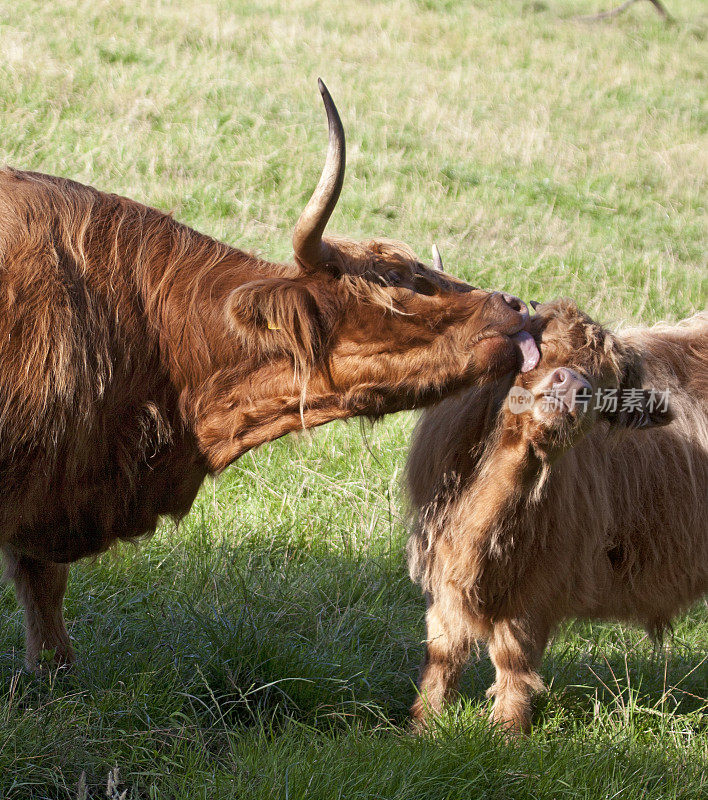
<box><xmin>25</xmin><ymin>644</ymin><xmax>75</xmax><ymax>673</ymax></box>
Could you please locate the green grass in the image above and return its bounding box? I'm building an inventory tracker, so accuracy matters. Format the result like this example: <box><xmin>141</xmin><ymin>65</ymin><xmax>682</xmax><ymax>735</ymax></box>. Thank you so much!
<box><xmin>1</xmin><ymin>0</ymin><xmax>707</xmax><ymax>797</ymax></box>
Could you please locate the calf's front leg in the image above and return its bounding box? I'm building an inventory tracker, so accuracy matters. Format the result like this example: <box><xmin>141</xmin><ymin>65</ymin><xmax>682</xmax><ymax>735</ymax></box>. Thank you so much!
<box><xmin>2</xmin><ymin>546</ymin><xmax>74</xmax><ymax>669</ymax></box>
<box><xmin>411</xmin><ymin>587</ymin><xmax>489</xmax><ymax>727</ymax></box>
<box><xmin>486</xmin><ymin>617</ymin><xmax>548</xmax><ymax>735</ymax></box>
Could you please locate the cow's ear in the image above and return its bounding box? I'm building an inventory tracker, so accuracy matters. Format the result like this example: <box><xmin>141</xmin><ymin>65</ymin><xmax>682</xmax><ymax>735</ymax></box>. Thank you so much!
<box><xmin>603</xmin><ymin>389</ymin><xmax>673</xmax><ymax>430</ymax></box>
<box><xmin>227</xmin><ymin>278</ymin><xmax>326</xmax><ymax>363</ymax></box>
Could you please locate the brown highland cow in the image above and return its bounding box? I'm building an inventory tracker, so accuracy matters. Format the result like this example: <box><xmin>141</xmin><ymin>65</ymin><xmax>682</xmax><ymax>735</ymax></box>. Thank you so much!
<box><xmin>0</xmin><ymin>82</ymin><xmax>539</xmax><ymax>668</ymax></box>
<box><xmin>406</xmin><ymin>299</ymin><xmax>707</xmax><ymax>733</ymax></box>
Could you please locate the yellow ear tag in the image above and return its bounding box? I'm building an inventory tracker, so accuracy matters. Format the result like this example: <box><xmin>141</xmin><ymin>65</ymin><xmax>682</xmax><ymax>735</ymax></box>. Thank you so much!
<box><xmin>267</xmin><ymin>320</ymin><xmax>281</xmax><ymax>330</ymax></box>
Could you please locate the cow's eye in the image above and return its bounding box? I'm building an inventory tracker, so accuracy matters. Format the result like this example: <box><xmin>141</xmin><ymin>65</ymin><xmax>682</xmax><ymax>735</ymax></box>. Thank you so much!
<box><xmin>412</xmin><ymin>275</ymin><xmax>437</xmax><ymax>296</ymax></box>
<box><xmin>387</xmin><ymin>270</ymin><xmax>403</xmax><ymax>286</ymax></box>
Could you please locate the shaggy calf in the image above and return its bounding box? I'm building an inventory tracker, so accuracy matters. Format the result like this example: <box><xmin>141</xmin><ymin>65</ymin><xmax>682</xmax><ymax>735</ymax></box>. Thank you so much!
<box><xmin>406</xmin><ymin>299</ymin><xmax>707</xmax><ymax>733</ymax></box>
<box><xmin>0</xmin><ymin>82</ymin><xmax>537</xmax><ymax>668</ymax></box>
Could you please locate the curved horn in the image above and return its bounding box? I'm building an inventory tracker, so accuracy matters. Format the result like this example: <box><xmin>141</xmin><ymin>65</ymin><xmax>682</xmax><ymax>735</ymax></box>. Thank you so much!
<box><xmin>292</xmin><ymin>79</ymin><xmax>346</xmax><ymax>269</ymax></box>
<box><xmin>431</xmin><ymin>243</ymin><xmax>444</xmax><ymax>272</ymax></box>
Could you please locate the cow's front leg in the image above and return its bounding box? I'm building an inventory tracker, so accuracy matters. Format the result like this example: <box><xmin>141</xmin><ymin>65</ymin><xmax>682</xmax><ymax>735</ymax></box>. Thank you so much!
<box><xmin>2</xmin><ymin>546</ymin><xmax>74</xmax><ymax>669</ymax></box>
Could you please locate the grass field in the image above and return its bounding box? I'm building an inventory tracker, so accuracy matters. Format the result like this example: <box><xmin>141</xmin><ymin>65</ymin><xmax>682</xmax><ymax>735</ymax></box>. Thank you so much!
<box><xmin>1</xmin><ymin>0</ymin><xmax>707</xmax><ymax>797</ymax></box>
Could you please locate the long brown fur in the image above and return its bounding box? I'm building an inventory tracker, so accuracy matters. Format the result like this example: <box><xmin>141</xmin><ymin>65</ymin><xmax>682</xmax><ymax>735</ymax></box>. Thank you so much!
<box><xmin>0</xmin><ymin>166</ymin><xmax>530</xmax><ymax>667</ymax></box>
<box><xmin>406</xmin><ymin>299</ymin><xmax>708</xmax><ymax>734</ymax></box>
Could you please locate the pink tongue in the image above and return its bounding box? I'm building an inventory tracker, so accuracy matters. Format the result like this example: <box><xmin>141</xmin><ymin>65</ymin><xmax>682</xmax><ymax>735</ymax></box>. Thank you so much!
<box><xmin>511</xmin><ymin>330</ymin><xmax>540</xmax><ymax>373</ymax></box>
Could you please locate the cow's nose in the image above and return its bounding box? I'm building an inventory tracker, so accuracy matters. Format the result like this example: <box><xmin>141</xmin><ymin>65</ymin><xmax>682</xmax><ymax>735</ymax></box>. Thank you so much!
<box><xmin>501</xmin><ymin>293</ymin><xmax>529</xmax><ymax>322</ymax></box>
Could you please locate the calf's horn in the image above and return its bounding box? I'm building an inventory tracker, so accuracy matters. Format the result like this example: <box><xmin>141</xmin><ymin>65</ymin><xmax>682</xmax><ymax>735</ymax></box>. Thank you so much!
<box><xmin>431</xmin><ymin>244</ymin><xmax>444</xmax><ymax>272</ymax></box>
<box><xmin>292</xmin><ymin>79</ymin><xmax>346</xmax><ymax>270</ymax></box>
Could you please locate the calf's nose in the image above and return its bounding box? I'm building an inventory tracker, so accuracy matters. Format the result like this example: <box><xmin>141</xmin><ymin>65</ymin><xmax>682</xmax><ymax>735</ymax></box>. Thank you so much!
<box><xmin>551</xmin><ymin>368</ymin><xmax>591</xmax><ymax>395</ymax></box>
<box><xmin>551</xmin><ymin>368</ymin><xmax>570</xmax><ymax>388</ymax></box>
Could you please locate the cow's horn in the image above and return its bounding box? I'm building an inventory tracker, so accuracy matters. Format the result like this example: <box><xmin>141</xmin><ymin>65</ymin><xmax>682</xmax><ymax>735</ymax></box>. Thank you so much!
<box><xmin>292</xmin><ymin>79</ymin><xmax>346</xmax><ymax>270</ymax></box>
<box><xmin>431</xmin><ymin>244</ymin><xmax>443</xmax><ymax>272</ymax></box>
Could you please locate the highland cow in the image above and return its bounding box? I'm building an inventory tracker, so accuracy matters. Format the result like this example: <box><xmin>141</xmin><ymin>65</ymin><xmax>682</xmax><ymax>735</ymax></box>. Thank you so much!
<box><xmin>406</xmin><ymin>299</ymin><xmax>707</xmax><ymax>733</ymax></box>
<box><xmin>0</xmin><ymin>82</ymin><xmax>539</xmax><ymax>669</ymax></box>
